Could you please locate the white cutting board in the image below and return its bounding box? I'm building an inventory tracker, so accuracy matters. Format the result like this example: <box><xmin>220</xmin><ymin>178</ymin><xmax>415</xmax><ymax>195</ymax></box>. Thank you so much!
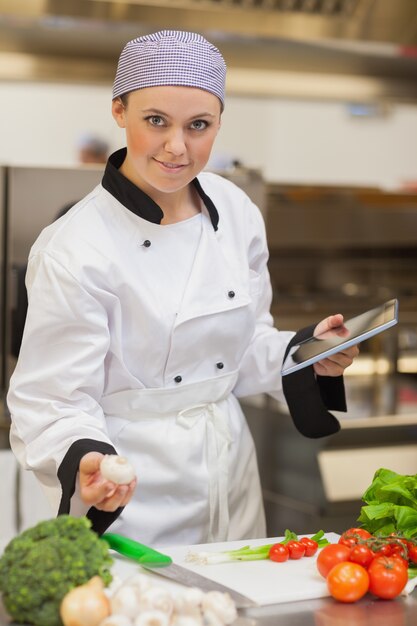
<box><xmin>160</xmin><ymin>533</ymin><xmax>340</xmax><ymax>606</ymax></box>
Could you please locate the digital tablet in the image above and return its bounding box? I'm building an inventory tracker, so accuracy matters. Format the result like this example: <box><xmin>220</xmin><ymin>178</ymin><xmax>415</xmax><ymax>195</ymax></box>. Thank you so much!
<box><xmin>281</xmin><ymin>298</ymin><xmax>399</xmax><ymax>376</ymax></box>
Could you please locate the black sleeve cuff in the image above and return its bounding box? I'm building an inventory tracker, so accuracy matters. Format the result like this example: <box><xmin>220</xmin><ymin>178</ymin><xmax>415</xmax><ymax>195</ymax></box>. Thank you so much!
<box><xmin>57</xmin><ymin>438</ymin><xmax>124</xmax><ymax>535</ymax></box>
<box><xmin>282</xmin><ymin>324</ymin><xmax>345</xmax><ymax>439</ymax></box>
<box><xmin>317</xmin><ymin>375</ymin><xmax>347</xmax><ymax>411</ymax></box>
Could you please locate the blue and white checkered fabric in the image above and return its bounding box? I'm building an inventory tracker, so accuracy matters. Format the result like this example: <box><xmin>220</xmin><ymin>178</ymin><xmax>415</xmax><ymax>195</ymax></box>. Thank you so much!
<box><xmin>112</xmin><ymin>30</ymin><xmax>226</xmax><ymax>109</ymax></box>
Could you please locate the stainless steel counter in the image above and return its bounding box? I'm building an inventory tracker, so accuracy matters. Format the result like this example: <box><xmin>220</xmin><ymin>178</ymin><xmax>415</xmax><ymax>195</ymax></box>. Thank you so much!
<box><xmin>2</xmin><ymin>593</ymin><xmax>417</xmax><ymax>626</ymax></box>
<box><xmin>242</xmin><ymin>593</ymin><xmax>417</xmax><ymax>625</ymax></box>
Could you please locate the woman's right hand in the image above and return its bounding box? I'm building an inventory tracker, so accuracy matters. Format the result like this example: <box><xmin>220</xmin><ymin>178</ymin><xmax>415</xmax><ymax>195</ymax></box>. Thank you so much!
<box><xmin>79</xmin><ymin>451</ymin><xmax>137</xmax><ymax>512</ymax></box>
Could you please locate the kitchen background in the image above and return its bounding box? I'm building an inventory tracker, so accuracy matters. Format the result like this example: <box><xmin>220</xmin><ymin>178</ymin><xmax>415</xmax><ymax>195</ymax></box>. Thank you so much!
<box><xmin>0</xmin><ymin>0</ymin><xmax>417</xmax><ymax>546</ymax></box>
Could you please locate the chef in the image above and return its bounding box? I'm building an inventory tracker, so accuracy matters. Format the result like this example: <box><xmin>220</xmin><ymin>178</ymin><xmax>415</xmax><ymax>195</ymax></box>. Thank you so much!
<box><xmin>7</xmin><ymin>30</ymin><xmax>358</xmax><ymax>546</ymax></box>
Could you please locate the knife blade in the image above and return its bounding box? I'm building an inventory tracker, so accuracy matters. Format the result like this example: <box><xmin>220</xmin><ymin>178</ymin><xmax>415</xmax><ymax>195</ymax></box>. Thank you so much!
<box><xmin>102</xmin><ymin>532</ymin><xmax>256</xmax><ymax>608</ymax></box>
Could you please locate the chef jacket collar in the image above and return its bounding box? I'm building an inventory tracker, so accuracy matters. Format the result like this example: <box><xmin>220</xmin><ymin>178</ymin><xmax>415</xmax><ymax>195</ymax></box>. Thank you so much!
<box><xmin>102</xmin><ymin>148</ymin><xmax>219</xmax><ymax>231</ymax></box>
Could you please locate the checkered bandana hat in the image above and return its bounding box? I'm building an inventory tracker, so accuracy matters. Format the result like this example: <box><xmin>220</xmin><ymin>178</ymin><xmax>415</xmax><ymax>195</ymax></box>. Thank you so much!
<box><xmin>112</xmin><ymin>30</ymin><xmax>226</xmax><ymax>109</ymax></box>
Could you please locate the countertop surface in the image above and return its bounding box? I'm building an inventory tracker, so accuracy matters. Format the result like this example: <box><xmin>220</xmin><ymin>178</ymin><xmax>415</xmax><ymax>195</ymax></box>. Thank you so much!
<box><xmin>2</xmin><ymin>586</ymin><xmax>417</xmax><ymax>626</ymax></box>
<box><xmin>242</xmin><ymin>593</ymin><xmax>417</xmax><ymax>625</ymax></box>
<box><xmin>2</xmin><ymin>544</ymin><xmax>417</xmax><ymax>626</ymax></box>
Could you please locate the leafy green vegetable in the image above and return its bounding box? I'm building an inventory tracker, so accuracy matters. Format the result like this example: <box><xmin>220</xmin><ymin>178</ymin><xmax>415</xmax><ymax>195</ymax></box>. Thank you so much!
<box><xmin>358</xmin><ymin>468</ymin><xmax>417</xmax><ymax>539</ymax></box>
<box><xmin>0</xmin><ymin>515</ymin><xmax>113</xmax><ymax>626</ymax></box>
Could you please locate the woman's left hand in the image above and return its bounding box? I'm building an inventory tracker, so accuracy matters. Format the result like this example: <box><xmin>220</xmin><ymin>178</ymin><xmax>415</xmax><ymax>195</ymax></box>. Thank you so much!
<box><xmin>312</xmin><ymin>313</ymin><xmax>359</xmax><ymax>377</ymax></box>
<box><xmin>79</xmin><ymin>452</ymin><xmax>137</xmax><ymax>512</ymax></box>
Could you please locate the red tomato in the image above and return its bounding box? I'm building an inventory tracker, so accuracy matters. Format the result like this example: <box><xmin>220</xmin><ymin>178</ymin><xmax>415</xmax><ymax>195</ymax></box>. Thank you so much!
<box><xmin>368</xmin><ymin>556</ymin><xmax>408</xmax><ymax>600</ymax></box>
<box><xmin>349</xmin><ymin>544</ymin><xmax>374</xmax><ymax>569</ymax></box>
<box><xmin>390</xmin><ymin>543</ymin><xmax>409</xmax><ymax>560</ymax></box>
<box><xmin>389</xmin><ymin>534</ymin><xmax>409</xmax><ymax>547</ymax></box>
<box><xmin>326</xmin><ymin>562</ymin><xmax>369</xmax><ymax>603</ymax></box>
<box><xmin>391</xmin><ymin>553</ymin><xmax>409</xmax><ymax>570</ymax></box>
<box><xmin>339</xmin><ymin>528</ymin><xmax>372</xmax><ymax>548</ymax></box>
<box><xmin>269</xmin><ymin>543</ymin><xmax>289</xmax><ymax>563</ymax></box>
<box><xmin>286</xmin><ymin>540</ymin><xmax>306</xmax><ymax>560</ymax></box>
<box><xmin>339</xmin><ymin>536</ymin><xmax>357</xmax><ymax>548</ymax></box>
<box><xmin>299</xmin><ymin>537</ymin><xmax>319</xmax><ymax>557</ymax></box>
<box><xmin>316</xmin><ymin>544</ymin><xmax>352</xmax><ymax>578</ymax></box>
<box><xmin>408</xmin><ymin>544</ymin><xmax>417</xmax><ymax>564</ymax></box>
<box><xmin>372</xmin><ymin>543</ymin><xmax>392</xmax><ymax>558</ymax></box>
<box><xmin>349</xmin><ymin>528</ymin><xmax>372</xmax><ymax>540</ymax></box>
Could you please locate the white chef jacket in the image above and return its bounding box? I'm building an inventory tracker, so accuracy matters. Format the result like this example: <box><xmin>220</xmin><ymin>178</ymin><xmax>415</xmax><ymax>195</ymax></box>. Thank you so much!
<box><xmin>7</xmin><ymin>149</ymin><xmax>344</xmax><ymax>546</ymax></box>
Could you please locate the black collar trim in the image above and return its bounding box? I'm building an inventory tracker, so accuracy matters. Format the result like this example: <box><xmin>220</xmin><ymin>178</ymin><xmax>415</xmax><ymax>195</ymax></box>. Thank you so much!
<box><xmin>102</xmin><ymin>148</ymin><xmax>219</xmax><ymax>231</ymax></box>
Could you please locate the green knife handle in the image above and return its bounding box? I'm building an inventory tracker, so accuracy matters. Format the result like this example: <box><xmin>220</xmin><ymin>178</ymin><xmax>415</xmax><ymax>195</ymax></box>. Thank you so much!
<box><xmin>102</xmin><ymin>532</ymin><xmax>172</xmax><ymax>565</ymax></box>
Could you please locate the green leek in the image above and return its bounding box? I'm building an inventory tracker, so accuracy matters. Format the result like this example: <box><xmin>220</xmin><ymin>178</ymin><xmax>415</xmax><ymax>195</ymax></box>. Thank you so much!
<box><xmin>186</xmin><ymin>529</ymin><xmax>329</xmax><ymax>564</ymax></box>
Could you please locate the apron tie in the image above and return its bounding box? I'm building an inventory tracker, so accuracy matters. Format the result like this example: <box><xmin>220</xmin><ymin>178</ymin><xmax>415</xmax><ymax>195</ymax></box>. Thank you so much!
<box><xmin>176</xmin><ymin>403</ymin><xmax>233</xmax><ymax>542</ymax></box>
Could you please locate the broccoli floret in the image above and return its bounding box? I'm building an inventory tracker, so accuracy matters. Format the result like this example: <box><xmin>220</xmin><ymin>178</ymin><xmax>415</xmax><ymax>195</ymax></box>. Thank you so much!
<box><xmin>0</xmin><ymin>515</ymin><xmax>113</xmax><ymax>626</ymax></box>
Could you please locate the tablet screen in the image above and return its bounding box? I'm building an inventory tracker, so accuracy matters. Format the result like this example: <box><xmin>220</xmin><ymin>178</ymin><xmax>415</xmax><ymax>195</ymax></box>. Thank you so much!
<box><xmin>282</xmin><ymin>298</ymin><xmax>398</xmax><ymax>376</ymax></box>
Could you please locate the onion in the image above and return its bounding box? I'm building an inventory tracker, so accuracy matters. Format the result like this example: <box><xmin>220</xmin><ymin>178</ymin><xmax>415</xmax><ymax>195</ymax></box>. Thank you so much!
<box><xmin>60</xmin><ymin>576</ymin><xmax>110</xmax><ymax>626</ymax></box>
<box><xmin>100</xmin><ymin>455</ymin><xmax>136</xmax><ymax>484</ymax></box>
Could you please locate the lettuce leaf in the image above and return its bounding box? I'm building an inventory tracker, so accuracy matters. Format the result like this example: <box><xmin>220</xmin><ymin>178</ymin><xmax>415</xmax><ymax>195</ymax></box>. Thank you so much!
<box><xmin>358</xmin><ymin>468</ymin><xmax>417</xmax><ymax>538</ymax></box>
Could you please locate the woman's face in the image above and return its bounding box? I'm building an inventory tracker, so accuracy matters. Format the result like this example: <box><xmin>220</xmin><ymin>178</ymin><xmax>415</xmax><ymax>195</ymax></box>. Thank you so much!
<box><xmin>112</xmin><ymin>86</ymin><xmax>222</xmax><ymax>199</ymax></box>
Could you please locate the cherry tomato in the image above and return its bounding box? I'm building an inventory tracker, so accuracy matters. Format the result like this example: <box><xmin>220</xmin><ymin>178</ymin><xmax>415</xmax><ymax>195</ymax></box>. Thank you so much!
<box><xmin>390</xmin><ymin>543</ymin><xmax>409</xmax><ymax>560</ymax></box>
<box><xmin>368</xmin><ymin>556</ymin><xmax>408</xmax><ymax>600</ymax></box>
<box><xmin>326</xmin><ymin>562</ymin><xmax>369</xmax><ymax>603</ymax></box>
<box><xmin>299</xmin><ymin>537</ymin><xmax>319</xmax><ymax>557</ymax></box>
<box><xmin>286</xmin><ymin>540</ymin><xmax>306</xmax><ymax>560</ymax></box>
<box><xmin>372</xmin><ymin>543</ymin><xmax>392</xmax><ymax>558</ymax></box>
<box><xmin>316</xmin><ymin>544</ymin><xmax>352</xmax><ymax>578</ymax></box>
<box><xmin>349</xmin><ymin>544</ymin><xmax>374</xmax><ymax>569</ymax></box>
<box><xmin>349</xmin><ymin>528</ymin><xmax>372</xmax><ymax>540</ymax></box>
<box><xmin>269</xmin><ymin>543</ymin><xmax>289</xmax><ymax>563</ymax></box>
<box><xmin>339</xmin><ymin>528</ymin><xmax>372</xmax><ymax>548</ymax></box>
<box><xmin>339</xmin><ymin>536</ymin><xmax>357</xmax><ymax>548</ymax></box>
<box><xmin>408</xmin><ymin>544</ymin><xmax>417</xmax><ymax>564</ymax></box>
<box><xmin>389</xmin><ymin>534</ymin><xmax>409</xmax><ymax>547</ymax></box>
<box><xmin>390</xmin><ymin>536</ymin><xmax>409</xmax><ymax>550</ymax></box>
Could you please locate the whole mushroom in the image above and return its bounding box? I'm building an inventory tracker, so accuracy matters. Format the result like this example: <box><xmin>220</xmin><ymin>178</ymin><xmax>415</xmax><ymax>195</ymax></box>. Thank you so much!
<box><xmin>100</xmin><ymin>455</ymin><xmax>136</xmax><ymax>484</ymax></box>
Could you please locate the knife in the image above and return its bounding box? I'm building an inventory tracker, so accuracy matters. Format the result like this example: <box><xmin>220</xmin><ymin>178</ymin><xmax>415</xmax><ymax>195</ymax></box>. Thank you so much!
<box><xmin>102</xmin><ymin>532</ymin><xmax>256</xmax><ymax>608</ymax></box>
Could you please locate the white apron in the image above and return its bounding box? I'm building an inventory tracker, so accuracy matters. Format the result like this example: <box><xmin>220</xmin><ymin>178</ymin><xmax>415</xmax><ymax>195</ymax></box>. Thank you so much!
<box><xmin>8</xmin><ymin>173</ymin><xmax>290</xmax><ymax>547</ymax></box>
<box><xmin>101</xmin><ymin>370</ymin><xmax>266</xmax><ymax>546</ymax></box>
